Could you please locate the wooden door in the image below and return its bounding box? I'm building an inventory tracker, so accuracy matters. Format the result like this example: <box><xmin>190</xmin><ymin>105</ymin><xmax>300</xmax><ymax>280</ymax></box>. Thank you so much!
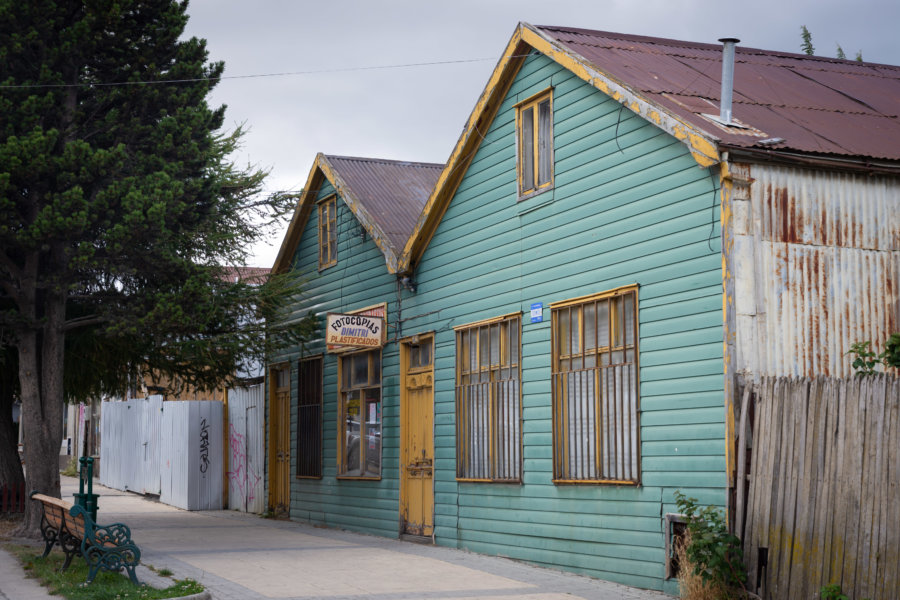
<box><xmin>268</xmin><ymin>365</ymin><xmax>290</xmax><ymax>514</ymax></box>
<box><xmin>400</xmin><ymin>336</ymin><xmax>434</xmax><ymax>537</ymax></box>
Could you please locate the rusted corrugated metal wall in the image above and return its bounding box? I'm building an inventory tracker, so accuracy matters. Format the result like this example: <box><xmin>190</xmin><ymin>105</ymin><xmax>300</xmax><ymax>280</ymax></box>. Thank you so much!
<box><xmin>731</xmin><ymin>163</ymin><xmax>899</xmax><ymax>378</ymax></box>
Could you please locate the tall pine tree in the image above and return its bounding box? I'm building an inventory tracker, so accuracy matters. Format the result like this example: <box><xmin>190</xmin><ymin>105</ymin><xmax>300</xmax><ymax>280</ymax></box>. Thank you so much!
<box><xmin>0</xmin><ymin>0</ymin><xmax>308</xmax><ymax>532</ymax></box>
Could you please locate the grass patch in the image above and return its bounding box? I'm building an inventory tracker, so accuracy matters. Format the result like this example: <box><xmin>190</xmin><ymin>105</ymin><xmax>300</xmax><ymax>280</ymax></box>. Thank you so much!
<box><xmin>5</xmin><ymin>544</ymin><xmax>204</xmax><ymax>600</ymax></box>
<box><xmin>61</xmin><ymin>457</ymin><xmax>80</xmax><ymax>477</ymax></box>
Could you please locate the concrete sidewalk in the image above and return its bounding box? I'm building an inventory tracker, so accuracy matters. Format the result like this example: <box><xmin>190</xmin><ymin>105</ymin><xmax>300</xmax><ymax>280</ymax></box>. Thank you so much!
<box><xmin>1</xmin><ymin>477</ymin><xmax>673</xmax><ymax>600</ymax></box>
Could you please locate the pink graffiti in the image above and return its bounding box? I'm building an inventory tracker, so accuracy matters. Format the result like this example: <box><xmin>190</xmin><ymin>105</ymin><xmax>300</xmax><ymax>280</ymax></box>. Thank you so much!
<box><xmin>226</xmin><ymin>423</ymin><xmax>261</xmax><ymax>507</ymax></box>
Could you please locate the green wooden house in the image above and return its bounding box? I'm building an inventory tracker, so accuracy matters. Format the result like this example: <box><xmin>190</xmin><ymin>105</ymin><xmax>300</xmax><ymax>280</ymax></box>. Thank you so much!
<box><xmin>267</xmin><ymin>153</ymin><xmax>442</xmax><ymax>535</ymax></box>
<box><xmin>271</xmin><ymin>24</ymin><xmax>900</xmax><ymax>595</ymax></box>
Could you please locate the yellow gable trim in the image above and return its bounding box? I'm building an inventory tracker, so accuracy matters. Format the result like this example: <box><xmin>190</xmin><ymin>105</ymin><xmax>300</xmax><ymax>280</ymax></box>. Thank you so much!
<box><xmin>272</xmin><ymin>154</ymin><xmax>402</xmax><ymax>275</ymax></box>
<box><xmin>398</xmin><ymin>23</ymin><xmax>721</xmax><ymax>274</ymax></box>
<box><xmin>520</xmin><ymin>26</ymin><xmax>720</xmax><ymax>167</ymax></box>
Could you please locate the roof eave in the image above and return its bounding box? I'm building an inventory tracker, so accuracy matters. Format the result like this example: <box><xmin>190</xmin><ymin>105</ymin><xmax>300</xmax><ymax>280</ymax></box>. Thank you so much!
<box><xmin>721</xmin><ymin>144</ymin><xmax>900</xmax><ymax>176</ymax></box>
<box><xmin>272</xmin><ymin>153</ymin><xmax>326</xmax><ymax>274</ymax></box>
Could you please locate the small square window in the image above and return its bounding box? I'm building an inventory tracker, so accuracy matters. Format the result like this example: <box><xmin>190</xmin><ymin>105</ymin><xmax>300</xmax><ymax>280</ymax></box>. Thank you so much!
<box><xmin>318</xmin><ymin>196</ymin><xmax>337</xmax><ymax>269</ymax></box>
<box><xmin>516</xmin><ymin>90</ymin><xmax>554</xmax><ymax>197</ymax></box>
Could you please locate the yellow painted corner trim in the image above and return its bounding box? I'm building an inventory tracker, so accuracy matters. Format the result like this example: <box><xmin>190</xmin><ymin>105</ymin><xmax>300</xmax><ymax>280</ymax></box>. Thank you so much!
<box><xmin>520</xmin><ymin>25</ymin><xmax>720</xmax><ymax>168</ymax></box>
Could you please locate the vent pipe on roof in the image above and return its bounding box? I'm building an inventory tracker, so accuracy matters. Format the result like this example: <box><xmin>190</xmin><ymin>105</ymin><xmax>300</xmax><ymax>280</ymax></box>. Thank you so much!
<box><xmin>718</xmin><ymin>37</ymin><xmax>740</xmax><ymax>125</ymax></box>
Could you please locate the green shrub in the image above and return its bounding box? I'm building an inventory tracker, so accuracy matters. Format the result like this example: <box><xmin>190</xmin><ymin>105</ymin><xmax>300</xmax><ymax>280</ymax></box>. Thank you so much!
<box><xmin>674</xmin><ymin>492</ymin><xmax>747</xmax><ymax>598</ymax></box>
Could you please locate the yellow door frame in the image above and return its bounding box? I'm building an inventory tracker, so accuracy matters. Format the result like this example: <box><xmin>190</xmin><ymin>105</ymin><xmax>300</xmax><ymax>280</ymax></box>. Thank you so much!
<box><xmin>399</xmin><ymin>333</ymin><xmax>435</xmax><ymax>537</ymax></box>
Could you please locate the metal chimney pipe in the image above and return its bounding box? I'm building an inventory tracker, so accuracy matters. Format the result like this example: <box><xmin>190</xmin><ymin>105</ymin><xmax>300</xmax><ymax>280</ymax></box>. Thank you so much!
<box><xmin>718</xmin><ymin>37</ymin><xmax>740</xmax><ymax>124</ymax></box>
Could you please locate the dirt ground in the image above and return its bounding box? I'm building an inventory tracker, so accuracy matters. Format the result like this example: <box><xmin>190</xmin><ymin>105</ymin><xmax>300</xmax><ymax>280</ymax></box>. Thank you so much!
<box><xmin>0</xmin><ymin>513</ymin><xmax>24</xmax><ymax>538</ymax></box>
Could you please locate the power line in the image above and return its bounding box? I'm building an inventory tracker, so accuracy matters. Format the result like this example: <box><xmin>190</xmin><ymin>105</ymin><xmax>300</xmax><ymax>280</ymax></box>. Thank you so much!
<box><xmin>0</xmin><ymin>56</ymin><xmax>498</xmax><ymax>90</ymax></box>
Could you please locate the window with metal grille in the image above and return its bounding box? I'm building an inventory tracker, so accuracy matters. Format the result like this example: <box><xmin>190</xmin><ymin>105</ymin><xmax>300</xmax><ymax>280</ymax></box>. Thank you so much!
<box><xmin>338</xmin><ymin>350</ymin><xmax>381</xmax><ymax>478</ymax></box>
<box><xmin>455</xmin><ymin>314</ymin><xmax>521</xmax><ymax>481</ymax></box>
<box><xmin>551</xmin><ymin>286</ymin><xmax>639</xmax><ymax>484</ymax></box>
<box><xmin>318</xmin><ymin>196</ymin><xmax>337</xmax><ymax>268</ymax></box>
<box><xmin>296</xmin><ymin>356</ymin><xmax>322</xmax><ymax>478</ymax></box>
<box><xmin>516</xmin><ymin>89</ymin><xmax>553</xmax><ymax>197</ymax></box>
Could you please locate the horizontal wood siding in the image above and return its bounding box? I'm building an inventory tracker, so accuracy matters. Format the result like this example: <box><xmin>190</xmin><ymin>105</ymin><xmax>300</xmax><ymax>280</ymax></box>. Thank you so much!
<box><xmin>401</xmin><ymin>53</ymin><xmax>724</xmax><ymax>593</ymax></box>
<box><xmin>271</xmin><ymin>179</ymin><xmax>401</xmax><ymax>538</ymax></box>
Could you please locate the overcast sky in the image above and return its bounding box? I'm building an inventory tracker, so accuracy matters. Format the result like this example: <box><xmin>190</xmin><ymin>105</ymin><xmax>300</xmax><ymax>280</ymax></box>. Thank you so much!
<box><xmin>181</xmin><ymin>0</ymin><xmax>900</xmax><ymax>267</ymax></box>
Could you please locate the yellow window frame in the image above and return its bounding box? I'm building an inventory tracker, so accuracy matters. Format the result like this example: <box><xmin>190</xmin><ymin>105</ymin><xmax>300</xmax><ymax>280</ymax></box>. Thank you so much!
<box><xmin>336</xmin><ymin>349</ymin><xmax>382</xmax><ymax>480</ymax></box>
<box><xmin>550</xmin><ymin>285</ymin><xmax>640</xmax><ymax>485</ymax></box>
<box><xmin>515</xmin><ymin>89</ymin><xmax>554</xmax><ymax>198</ymax></box>
<box><xmin>318</xmin><ymin>195</ymin><xmax>337</xmax><ymax>269</ymax></box>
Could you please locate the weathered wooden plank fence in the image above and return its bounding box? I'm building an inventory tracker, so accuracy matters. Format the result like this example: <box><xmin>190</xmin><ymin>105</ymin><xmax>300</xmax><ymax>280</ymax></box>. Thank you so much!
<box><xmin>739</xmin><ymin>375</ymin><xmax>899</xmax><ymax>599</ymax></box>
<box><xmin>1</xmin><ymin>482</ymin><xmax>25</xmax><ymax>512</ymax></box>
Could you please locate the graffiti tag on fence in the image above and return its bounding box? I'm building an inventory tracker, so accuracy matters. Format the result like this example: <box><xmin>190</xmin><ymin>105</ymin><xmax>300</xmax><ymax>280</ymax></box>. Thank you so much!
<box><xmin>199</xmin><ymin>417</ymin><xmax>210</xmax><ymax>473</ymax></box>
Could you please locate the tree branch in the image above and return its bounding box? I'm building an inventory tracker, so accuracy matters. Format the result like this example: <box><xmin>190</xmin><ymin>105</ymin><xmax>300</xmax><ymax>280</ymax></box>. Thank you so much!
<box><xmin>63</xmin><ymin>314</ymin><xmax>106</xmax><ymax>332</ymax></box>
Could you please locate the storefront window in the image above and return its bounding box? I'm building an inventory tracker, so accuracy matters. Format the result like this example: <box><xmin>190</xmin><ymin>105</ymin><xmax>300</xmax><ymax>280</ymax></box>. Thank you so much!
<box><xmin>339</xmin><ymin>350</ymin><xmax>381</xmax><ymax>477</ymax></box>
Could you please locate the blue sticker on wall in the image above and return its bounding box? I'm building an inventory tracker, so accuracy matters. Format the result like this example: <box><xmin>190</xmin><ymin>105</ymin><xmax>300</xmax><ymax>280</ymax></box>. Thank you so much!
<box><xmin>530</xmin><ymin>302</ymin><xmax>543</xmax><ymax>323</ymax></box>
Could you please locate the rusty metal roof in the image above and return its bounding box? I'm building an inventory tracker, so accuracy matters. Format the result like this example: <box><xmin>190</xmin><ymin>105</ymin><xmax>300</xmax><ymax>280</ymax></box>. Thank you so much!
<box><xmin>219</xmin><ymin>266</ymin><xmax>269</xmax><ymax>284</ymax></box>
<box><xmin>535</xmin><ymin>25</ymin><xmax>900</xmax><ymax>162</ymax></box>
<box><xmin>272</xmin><ymin>154</ymin><xmax>442</xmax><ymax>275</ymax></box>
<box><xmin>323</xmin><ymin>155</ymin><xmax>442</xmax><ymax>253</ymax></box>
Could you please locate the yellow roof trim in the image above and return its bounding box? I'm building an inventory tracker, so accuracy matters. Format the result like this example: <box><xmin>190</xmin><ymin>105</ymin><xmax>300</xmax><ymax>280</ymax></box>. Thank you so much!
<box><xmin>520</xmin><ymin>26</ymin><xmax>720</xmax><ymax>167</ymax></box>
<box><xmin>271</xmin><ymin>153</ymin><xmax>402</xmax><ymax>274</ymax></box>
<box><xmin>398</xmin><ymin>23</ymin><xmax>721</xmax><ymax>274</ymax></box>
<box><xmin>398</xmin><ymin>26</ymin><xmax>529</xmax><ymax>274</ymax></box>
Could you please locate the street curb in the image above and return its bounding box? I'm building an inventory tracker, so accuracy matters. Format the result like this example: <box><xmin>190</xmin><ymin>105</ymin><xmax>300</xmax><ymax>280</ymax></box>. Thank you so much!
<box><xmin>169</xmin><ymin>592</ymin><xmax>211</xmax><ymax>600</ymax></box>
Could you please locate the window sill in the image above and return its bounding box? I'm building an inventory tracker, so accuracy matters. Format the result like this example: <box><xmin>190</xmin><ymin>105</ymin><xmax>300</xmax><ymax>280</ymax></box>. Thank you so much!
<box><xmin>516</xmin><ymin>186</ymin><xmax>555</xmax><ymax>215</ymax></box>
<box><xmin>295</xmin><ymin>475</ymin><xmax>323</xmax><ymax>480</ymax></box>
<box><xmin>552</xmin><ymin>478</ymin><xmax>640</xmax><ymax>486</ymax></box>
<box><xmin>336</xmin><ymin>475</ymin><xmax>382</xmax><ymax>481</ymax></box>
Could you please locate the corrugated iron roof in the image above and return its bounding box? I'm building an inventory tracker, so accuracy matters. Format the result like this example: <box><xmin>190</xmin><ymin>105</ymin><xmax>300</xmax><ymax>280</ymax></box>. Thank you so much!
<box><xmin>219</xmin><ymin>266</ymin><xmax>269</xmax><ymax>284</ymax></box>
<box><xmin>323</xmin><ymin>155</ymin><xmax>443</xmax><ymax>253</ymax></box>
<box><xmin>535</xmin><ymin>25</ymin><xmax>900</xmax><ymax>162</ymax></box>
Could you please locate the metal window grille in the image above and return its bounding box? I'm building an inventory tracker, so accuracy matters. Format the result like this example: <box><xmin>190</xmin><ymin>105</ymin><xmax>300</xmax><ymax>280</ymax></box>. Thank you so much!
<box><xmin>455</xmin><ymin>316</ymin><xmax>522</xmax><ymax>481</ymax></box>
<box><xmin>551</xmin><ymin>289</ymin><xmax>639</xmax><ymax>483</ymax></box>
<box><xmin>296</xmin><ymin>357</ymin><xmax>322</xmax><ymax>478</ymax></box>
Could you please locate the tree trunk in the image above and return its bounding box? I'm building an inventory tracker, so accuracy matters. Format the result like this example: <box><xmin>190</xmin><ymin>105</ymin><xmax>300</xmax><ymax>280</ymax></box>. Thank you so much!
<box><xmin>17</xmin><ymin>288</ymin><xmax>66</xmax><ymax>536</ymax></box>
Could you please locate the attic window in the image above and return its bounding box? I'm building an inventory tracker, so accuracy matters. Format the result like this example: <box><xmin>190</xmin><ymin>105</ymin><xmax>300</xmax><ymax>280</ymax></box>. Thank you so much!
<box><xmin>318</xmin><ymin>195</ymin><xmax>337</xmax><ymax>269</ymax></box>
<box><xmin>516</xmin><ymin>89</ymin><xmax>554</xmax><ymax>198</ymax></box>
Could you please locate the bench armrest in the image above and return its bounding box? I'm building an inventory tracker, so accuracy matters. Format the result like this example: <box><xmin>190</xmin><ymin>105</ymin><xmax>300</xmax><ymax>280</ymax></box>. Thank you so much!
<box><xmin>70</xmin><ymin>505</ymin><xmax>134</xmax><ymax>546</ymax></box>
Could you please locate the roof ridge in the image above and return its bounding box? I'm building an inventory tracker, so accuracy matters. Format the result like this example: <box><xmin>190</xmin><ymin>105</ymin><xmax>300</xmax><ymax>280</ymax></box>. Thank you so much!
<box><xmin>323</xmin><ymin>154</ymin><xmax>444</xmax><ymax>169</ymax></box>
<box><xmin>534</xmin><ymin>24</ymin><xmax>900</xmax><ymax>70</ymax></box>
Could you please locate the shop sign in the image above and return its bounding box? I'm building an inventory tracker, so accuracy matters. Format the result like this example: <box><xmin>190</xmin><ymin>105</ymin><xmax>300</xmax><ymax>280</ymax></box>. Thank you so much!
<box><xmin>326</xmin><ymin>312</ymin><xmax>384</xmax><ymax>349</ymax></box>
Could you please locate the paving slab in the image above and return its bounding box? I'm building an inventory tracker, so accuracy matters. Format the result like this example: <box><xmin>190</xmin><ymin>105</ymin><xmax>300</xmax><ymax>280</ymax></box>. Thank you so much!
<box><xmin>2</xmin><ymin>476</ymin><xmax>674</xmax><ymax>600</ymax></box>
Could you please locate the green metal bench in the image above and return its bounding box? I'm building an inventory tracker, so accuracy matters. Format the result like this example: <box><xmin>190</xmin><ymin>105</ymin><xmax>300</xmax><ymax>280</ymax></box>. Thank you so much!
<box><xmin>30</xmin><ymin>492</ymin><xmax>141</xmax><ymax>585</ymax></box>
